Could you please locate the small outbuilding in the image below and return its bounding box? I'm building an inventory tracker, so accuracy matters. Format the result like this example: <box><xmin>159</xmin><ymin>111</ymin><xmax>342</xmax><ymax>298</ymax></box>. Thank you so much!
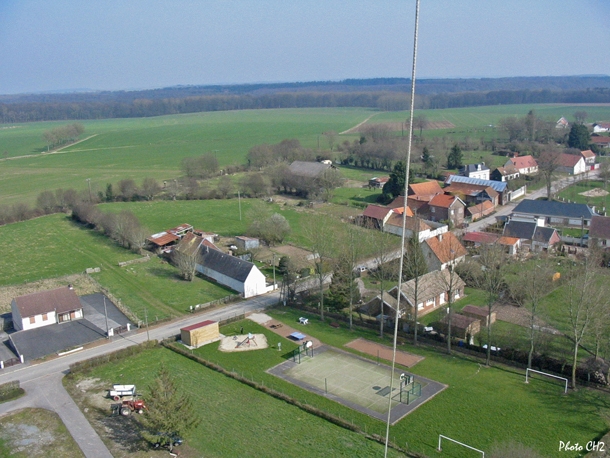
<box><xmin>438</xmin><ymin>314</ymin><xmax>480</xmax><ymax>340</ymax></box>
<box><xmin>235</xmin><ymin>236</ymin><xmax>260</xmax><ymax>251</ymax></box>
<box><xmin>461</xmin><ymin>305</ymin><xmax>496</xmax><ymax>327</ymax></box>
<box><xmin>180</xmin><ymin>320</ymin><xmax>220</xmax><ymax>348</ymax></box>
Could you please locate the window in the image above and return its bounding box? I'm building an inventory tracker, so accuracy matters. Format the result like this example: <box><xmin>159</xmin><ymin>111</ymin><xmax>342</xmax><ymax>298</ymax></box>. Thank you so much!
<box><xmin>42</xmin><ymin>313</ymin><xmax>48</xmax><ymax>321</ymax></box>
<box><xmin>431</xmin><ymin>207</ymin><xmax>435</xmax><ymax>213</ymax></box>
<box><xmin>29</xmin><ymin>316</ymin><xmax>35</xmax><ymax>324</ymax></box>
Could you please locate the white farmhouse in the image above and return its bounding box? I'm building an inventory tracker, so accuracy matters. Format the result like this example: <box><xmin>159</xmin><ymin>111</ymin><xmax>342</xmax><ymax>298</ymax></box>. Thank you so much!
<box><xmin>11</xmin><ymin>286</ymin><xmax>84</xmax><ymax>331</ymax></box>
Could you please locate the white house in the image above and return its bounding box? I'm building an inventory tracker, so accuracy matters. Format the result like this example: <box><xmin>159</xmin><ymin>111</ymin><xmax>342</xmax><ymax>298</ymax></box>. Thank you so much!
<box><xmin>557</xmin><ymin>153</ymin><xmax>586</xmax><ymax>175</ymax></box>
<box><xmin>196</xmin><ymin>245</ymin><xmax>272</xmax><ymax>298</ymax></box>
<box><xmin>11</xmin><ymin>286</ymin><xmax>84</xmax><ymax>331</ymax></box>
<box><xmin>506</xmin><ymin>155</ymin><xmax>538</xmax><ymax>175</ymax></box>
<box><xmin>421</xmin><ymin>232</ymin><xmax>467</xmax><ymax>272</ymax></box>
<box><xmin>593</xmin><ymin>123</ymin><xmax>610</xmax><ymax>133</ymax></box>
<box><xmin>460</xmin><ymin>163</ymin><xmax>490</xmax><ymax>180</ymax></box>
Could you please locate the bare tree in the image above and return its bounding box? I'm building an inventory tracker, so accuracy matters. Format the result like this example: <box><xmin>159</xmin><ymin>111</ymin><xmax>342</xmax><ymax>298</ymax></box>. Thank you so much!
<box><xmin>141</xmin><ymin>177</ymin><xmax>161</xmax><ymax>200</ymax></box>
<box><xmin>413</xmin><ymin>114</ymin><xmax>428</xmax><ymax>138</ymax></box>
<box><xmin>323</xmin><ymin>131</ymin><xmax>337</xmax><ymax>151</ymax></box>
<box><xmin>573</xmin><ymin>111</ymin><xmax>588</xmax><ymax>124</ymax></box>
<box><xmin>172</xmin><ymin>238</ymin><xmax>200</xmax><ymax>281</ymax></box>
<box><xmin>507</xmin><ymin>257</ymin><xmax>553</xmax><ymax>368</ymax></box>
<box><xmin>537</xmin><ymin>149</ymin><xmax>561</xmax><ymax>200</ymax></box>
<box><xmin>402</xmin><ymin>230</ymin><xmax>428</xmax><ymax>345</ymax></box>
<box><xmin>562</xmin><ymin>255</ymin><xmax>604</xmax><ymax>389</ymax></box>
<box><xmin>475</xmin><ymin>244</ymin><xmax>509</xmax><ymax>366</ymax></box>
<box><xmin>304</xmin><ymin>217</ymin><xmax>337</xmax><ymax>321</ymax></box>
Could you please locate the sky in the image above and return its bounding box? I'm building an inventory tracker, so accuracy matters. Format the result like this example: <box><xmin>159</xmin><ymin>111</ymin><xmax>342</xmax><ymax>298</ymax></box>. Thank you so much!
<box><xmin>0</xmin><ymin>0</ymin><xmax>609</xmax><ymax>95</ymax></box>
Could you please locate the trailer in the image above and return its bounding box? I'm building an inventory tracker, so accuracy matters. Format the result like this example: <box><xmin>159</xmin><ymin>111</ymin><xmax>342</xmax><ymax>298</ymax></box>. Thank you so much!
<box><xmin>108</xmin><ymin>384</ymin><xmax>136</xmax><ymax>401</ymax></box>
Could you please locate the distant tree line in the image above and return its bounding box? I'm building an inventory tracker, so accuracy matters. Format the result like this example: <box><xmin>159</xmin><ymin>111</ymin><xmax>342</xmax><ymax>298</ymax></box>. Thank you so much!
<box><xmin>3</xmin><ymin>87</ymin><xmax>610</xmax><ymax>123</ymax></box>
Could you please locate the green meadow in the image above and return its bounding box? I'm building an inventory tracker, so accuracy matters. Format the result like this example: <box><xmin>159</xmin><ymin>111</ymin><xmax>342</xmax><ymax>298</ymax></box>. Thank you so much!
<box><xmin>68</xmin><ymin>314</ymin><xmax>610</xmax><ymax>457</ymax></box>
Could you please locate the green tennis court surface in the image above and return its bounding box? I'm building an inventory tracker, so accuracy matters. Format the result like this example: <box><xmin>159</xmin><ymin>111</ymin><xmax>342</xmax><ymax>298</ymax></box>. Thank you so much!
<box><xmin>268</xmin><ymin>345</ymin><xmax>446</xmax><ymax>424</ymax></box>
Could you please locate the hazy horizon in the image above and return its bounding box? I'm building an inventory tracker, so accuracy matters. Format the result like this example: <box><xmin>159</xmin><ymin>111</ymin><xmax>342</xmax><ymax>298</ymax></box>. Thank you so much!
<box><xmin>1</xmin><ymin>0</ymin><xmax>609</xmax><ymax>95</ymax></box>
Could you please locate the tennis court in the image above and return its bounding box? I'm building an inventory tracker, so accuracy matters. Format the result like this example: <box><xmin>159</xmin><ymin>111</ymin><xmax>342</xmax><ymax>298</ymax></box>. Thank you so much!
<box><xmin>268</xmin><ymin>345</ymin><xmax>446</xmax><ymax>423</ymax></box>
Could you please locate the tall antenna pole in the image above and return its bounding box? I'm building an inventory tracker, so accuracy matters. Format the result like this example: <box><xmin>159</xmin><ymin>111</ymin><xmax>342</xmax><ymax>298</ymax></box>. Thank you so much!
<box><xmin>384</xmin><ymin>0</ymin><xmax>421</xmax><ymax>455</ymax></box>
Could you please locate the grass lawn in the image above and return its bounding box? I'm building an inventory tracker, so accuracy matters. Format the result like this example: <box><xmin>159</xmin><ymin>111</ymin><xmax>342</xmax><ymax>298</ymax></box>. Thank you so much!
<box><xmin>66</xmin><ymin>346</ymin><xmax>402</xmax><ymax>458</ymax></box>
<box><xmin>558</xmin><ymin>180</ymin><xmax>609</xmax><ymax>209</ymax></box>
<box><xmin>0</xmin><ymin>213</ymin><xmax>235</xmax><ymax>319</ymax></box>
<box><xmin>0</xmin><ymin>408</ymin><xmax>84</xmax><ymax>458</ymax></box>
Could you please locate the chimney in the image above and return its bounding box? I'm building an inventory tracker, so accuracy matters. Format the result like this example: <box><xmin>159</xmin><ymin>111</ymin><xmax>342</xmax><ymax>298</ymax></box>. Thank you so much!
<box><xmin>438</xmin><ymin>233</ymin><xmax>443</xmax><ymax>242</ymax></box>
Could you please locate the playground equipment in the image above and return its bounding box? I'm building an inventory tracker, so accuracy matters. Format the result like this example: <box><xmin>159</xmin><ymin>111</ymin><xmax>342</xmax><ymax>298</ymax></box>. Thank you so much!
<box><xmin>397</xmin><ymin>373</ymin><xmax>421</xmax><ymax>404</ymax></box>
<box><xmin>236</xmin><ymin>333</ymin><xmax>257</xmax><ymax>348</ymax></box>
<box><xmin>108</xmin><ymin>384</ymin><xmax>136</xmax><ymax>401</ymax></box>
<box><xmin>292</xmin><ymin>340</ymin><xmax>314</xmax><ymax>363</ymax></box>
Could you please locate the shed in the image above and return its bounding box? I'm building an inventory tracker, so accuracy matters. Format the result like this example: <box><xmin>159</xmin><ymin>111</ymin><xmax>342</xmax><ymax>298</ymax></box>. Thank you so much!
<box><xmin>461</xmin><ymin>305</ymin><xmax>496</xmax><ymax>326</ymax></box>
<box><xmin>235</xmin><ymin>236</ymin><xmax>260</xmax><ymax>251</ymax></box>
<box><xmin>438</xmin><ymin>314</ymin><xmax>480</xmax><ymax>340</ymax></box>
<box><xmin>180</xmin><ymin>320</ymin><xmax>220</xmax><ymax>348</ymax></box>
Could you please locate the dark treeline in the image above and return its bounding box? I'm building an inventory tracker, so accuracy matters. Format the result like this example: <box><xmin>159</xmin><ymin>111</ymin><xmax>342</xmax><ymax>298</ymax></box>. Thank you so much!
<box><xmin>2</xmin><ymin>78</ymin><xmax>610</xmax><ymax>123</ymax></box>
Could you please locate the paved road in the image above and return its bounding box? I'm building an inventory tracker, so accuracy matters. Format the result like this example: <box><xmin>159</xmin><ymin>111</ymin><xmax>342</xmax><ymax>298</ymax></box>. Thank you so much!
<box><xmin>0</xmin><ymin>291</ymin><xmax>279</xmax><ymax>457</ymax></box>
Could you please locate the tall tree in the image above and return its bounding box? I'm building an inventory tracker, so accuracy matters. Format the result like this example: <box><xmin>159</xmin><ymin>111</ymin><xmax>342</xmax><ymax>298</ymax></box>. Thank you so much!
<box><xmin>447</xmin><ymin>143</ymin><xmax>463</xmax><ymax>169</ymax></box>
<box><xmin>562</xmin><ymin>256</ymin><xmax>604</xmax><ymax>389</ymax></box>
<box><xmin>567</xmin><ymin>123</ymin><xmax>591</xmax><ymax>150</ymax></box>
<box><xmin>402</xmin><ymin>230</ymin><xmax>428</xmax><ymax>345</ymax></box>
<box><xmin>304</xmin><ymin>217</ymin><xmax>337</xmax><ymax>321</ymax></box>
<box><xmin>381</xmin><ymin>161</ymin><xmax>414</xmax><ymax>202</ymax></box>
<box><xmin>507</xmin><ymin>257</ymin><xmax>553</xmax><ymax>368</ymax></box>
<box><xmin>475</xmin><ymin>244</ymin><xmax>509</xmax><ymax>366</ymax></box>
<box><xmin>537</xmin><ymin>150</ymin><xmax>561</xmax><ymax>199</ymax></box>
<box><xmin>140</xmin><ymin>367</ymin><xmax>201</xmax><ymax>452</ymax></box>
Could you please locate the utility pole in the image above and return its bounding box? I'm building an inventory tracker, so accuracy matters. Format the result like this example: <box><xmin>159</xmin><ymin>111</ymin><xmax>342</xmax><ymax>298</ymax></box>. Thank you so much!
<box><xmin>238</xmin><ymin>190</ymin><xmax>242</xmax><ymax>221</ymax></box>
<box><xmin>272</xmin><ymin>253</ymin><xmax>276</xmax><ymax>288</ymax></box>
<box><xmin>144</xmin><ymin>307</ymin><xmax>150</xmax><ymax>341</ymax></box>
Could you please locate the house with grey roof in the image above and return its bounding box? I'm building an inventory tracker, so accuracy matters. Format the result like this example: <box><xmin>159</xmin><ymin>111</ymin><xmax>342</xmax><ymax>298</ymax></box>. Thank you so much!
<box><xmin>196</xmin><ymin>245</ymin><xmax>272</xmax><ymax>298</ymax></box>
<box><xmin>503</xmin><ymin>220</ymin><xmax>560</xmax><ymax>251</ymax></box>
<box><xmin>511</xmin><ymin>199</ymin><xmax>596</xmax><ymax>227</ymax></box>
<box><xmin>589</xmin><ymin>215</ymin><xmax>610</xmax><ymax>247</ymax></box>
<box><xmin>460</xmin><ymin>163</ymin><xmax>490</xmax><ymax>180</ymax></box>
<box><xmin>11</xmin><ymin>286</ymin><xmax>83</xmax><ymax>331</ymax></box>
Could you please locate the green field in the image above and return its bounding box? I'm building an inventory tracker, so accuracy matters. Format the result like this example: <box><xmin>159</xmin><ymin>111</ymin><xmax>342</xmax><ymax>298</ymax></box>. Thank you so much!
<box><xmin>0</xmin><ymin>109</ymin><xmax>369</xmax><ymax>206</ymax></box>
<box><xmin>66</xmin><ymin>345</ymin><xmax>403</xmax><ymax>458</ymax></box>
<box><xmin>67</xmin><ymin>313</ymin><xmax>610</xmax><ymax>457</ymax></box>
<box><xmin>558</xmin><ymin>179</ymin><xmax>609</xmax><ymax>209</ymax></box>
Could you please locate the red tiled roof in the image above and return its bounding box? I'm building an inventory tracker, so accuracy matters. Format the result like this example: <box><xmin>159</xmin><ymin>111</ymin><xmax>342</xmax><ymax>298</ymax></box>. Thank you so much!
<box><xmin>390</xmin><ymin>206</ymin><xmax>414</xmax><ymax>217</ymax></box>
<box><xmin>181</xmin><ymin>320</ymin><xmax>217</xmax><ymax>332</ymax></box>
<box><xmin>498</xmin><ymin>236</ymin><xmax>520</xmax><ymax>246</ymax></box>
<box><xmin>591</xmin><ymin>136</ymin><xmax>610</xmax><ymax>144</ymax></box>
<box><xmin>581</xmin><ymin>149</ymin><xmax>596</xmax><ymax>159</ymax></box>
<box><xmin>168</xmin><ymin>223</ymin><xmax>193</xmax><ymax>235</ymax></box>
<box><xmin>385</xmin><ymin>214</ymin><xmax>431</xmax><ymax>232</ymax></box>
<box><xmin>148</xmin><ymin>231</ymin><xmax>180</xmax><ymax>246</ymax></box>
<box><xmin>425</xmin><ymin>232</ymin><xmax>467</xmax><ymax>264</ymax></box>
<box><xmin>14</xmin><ymin>286</ymin><xmax>82</xmax><ymax>318</ymax></box>
<box><xmin>202</xmin><ymin>239</ymin><xmax>221</xmax><ymax>251</ymax></box>
<box><xmin>510</xmin><ymin>155</ymin><xmax>538</xmax><ymax>170</ymax></box>
<box><xmin>408</xmin><ymin>181</ymin><xmax>442</xmax><ymax>198</ymax></box>
<box><xmin>363</xmin><ymin>204</ymin><xmax>393</xmax><ymax>220</ymax></box>
<box><xmin>466</xmin><ymin>200</ymin><xmax>494</xmax><ymax>217</ymax></box>
<box><xmin>429</xmin><ymin>193</ymin><xmax>458</xmax><ymax>209</ymax></box>
<box><xmin>557</xmin><ymin>153</ymin><xmax>582</xmax><ymax>168</ymax></box>
<box><xmin>462</xmin><ymin>232</ymin><xmax>500</xmax><ymax>244</ymax></box>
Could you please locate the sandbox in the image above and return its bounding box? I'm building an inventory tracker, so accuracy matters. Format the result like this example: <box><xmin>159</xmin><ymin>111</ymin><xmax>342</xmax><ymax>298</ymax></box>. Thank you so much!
<box><xmin>218</xmin><ymin>333</ymin><xmax>268</xmax><ymax>352</ymax></box>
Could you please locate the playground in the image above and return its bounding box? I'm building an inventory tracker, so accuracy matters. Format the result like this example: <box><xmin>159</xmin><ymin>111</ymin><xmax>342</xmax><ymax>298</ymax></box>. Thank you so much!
<box><xmin>218</xmin><ymin>333</ymin><xmax>269</xmax><ymax>352</ymax></box>
<box><xmin>268</xmin><ymin>345</ymin><xmax>446</xmax><ymax>424</ymax></box>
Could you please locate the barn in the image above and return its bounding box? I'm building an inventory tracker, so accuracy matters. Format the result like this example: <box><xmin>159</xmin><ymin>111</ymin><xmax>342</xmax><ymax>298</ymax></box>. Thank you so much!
<box><xmin>180</xmin><ymin>320</ymin><xmax>220</xmax><ymax>348</ymax></box>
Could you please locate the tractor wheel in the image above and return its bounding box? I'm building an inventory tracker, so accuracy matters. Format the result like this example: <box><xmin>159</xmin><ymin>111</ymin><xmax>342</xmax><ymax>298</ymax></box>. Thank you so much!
<box><xmin>113</xmin><ymin>395</ymin><xmax>120</xmax><ymax>401</ymax></box>
<box><xmin>120</xmin><ymin>407</ymin><xmax>131</xmax><ymax>416</ymax></box>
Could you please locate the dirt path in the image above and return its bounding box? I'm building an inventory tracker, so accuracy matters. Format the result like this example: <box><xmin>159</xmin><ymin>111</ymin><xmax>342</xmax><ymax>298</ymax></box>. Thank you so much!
<box><xmin>339</xmin><ymin>113</ymin><xmax>381</xmax><ymax>135</ymax></box>
<box><xmin>0</xmin><ymin>134</ymin><xmax>98</xmax><ymax>162</ymax></box>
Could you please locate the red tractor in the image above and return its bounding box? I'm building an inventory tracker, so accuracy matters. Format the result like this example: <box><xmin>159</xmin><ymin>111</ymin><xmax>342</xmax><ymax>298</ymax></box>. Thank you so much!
<box><xmin>111</xmin><ymin>398</ymin><xmax>147</xmax><ymax>416</ymax></box>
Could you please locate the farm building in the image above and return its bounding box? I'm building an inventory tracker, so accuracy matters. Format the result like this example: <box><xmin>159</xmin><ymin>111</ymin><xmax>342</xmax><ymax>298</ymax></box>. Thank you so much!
<box><xmin>181</xmin><ymin>320</ymin><xmax>220</xmax><ymax>348</ymax></box>
<box><xmin>510</xmin><ymin>199</ymin><xmax>596</xmax><ymax>227</ymax></box>
<box><xmin>369</xmin><ymin>176</ymin><xmax>389</xmax><ymax>188</ymax></box>
<box><xmin>11</xmin><ymin>286</ymin><xmax>84</xmax><ymax>331</ymax></box>
<box><xmin>388</xmin><ymin>269</ymin><xmax>466</xmax><ymax>320</ymax></box>
<box><xmin>461</xmin><ymin>305</ymin><xmax>496</xmax><ymax>327</ymax></box>
<box><xmin>421</xmin><ymin>232</ymin><xmax>467</xmax><ymax>271</ymax></box>
<box><xmin>556</xmin><ymin>153</ymin><xmax>586</xmax><ymax>175</ymax></box>
<box><xmin>196</xmin><ymin>245</ymin><xmax>272</xmax><ymax>298</ymax></box>
<box><xmin>438</xmin><ymin>314</ymin><xmax>480</xmax><ymax>340</ymax></box>
<box><xmin>235</xmin><ymin>236</ymin><xmax>260</xmax><ymax>251</ymax></box>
